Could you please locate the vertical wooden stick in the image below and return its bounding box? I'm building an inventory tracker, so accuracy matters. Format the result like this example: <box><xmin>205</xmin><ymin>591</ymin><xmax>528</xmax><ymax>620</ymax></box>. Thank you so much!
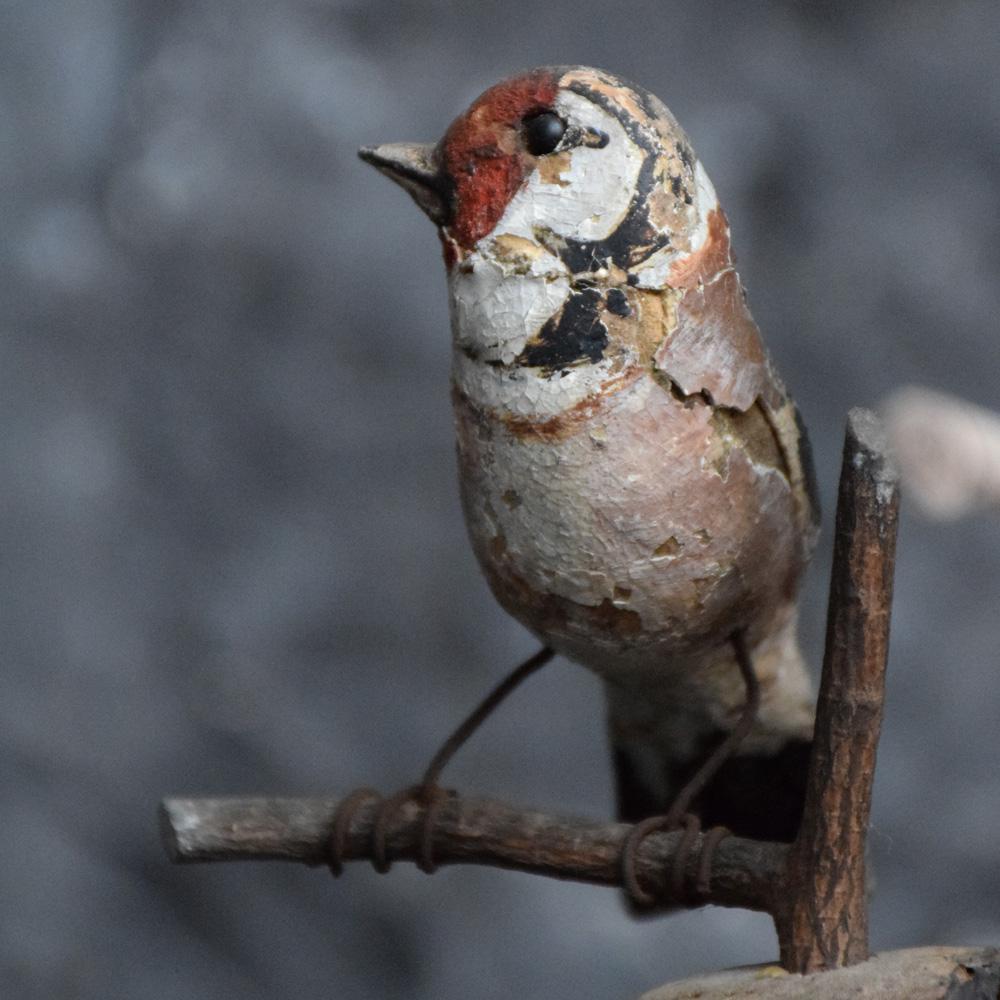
<box><xmin>775</xmin><ymin>408</ymin><xmax>900</xmax><ymax>973</ymax></box>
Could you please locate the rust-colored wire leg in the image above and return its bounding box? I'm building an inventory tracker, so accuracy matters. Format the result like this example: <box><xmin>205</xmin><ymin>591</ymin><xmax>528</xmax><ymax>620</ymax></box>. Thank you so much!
<box><xmin>620</xmin><ymin>630</ymin><xmax>758</xmax><ymax>907</ymax></box>
<box><xmin>695</xmin><ymin>824</ymin><xmax>732</xmax><ymax>897</ymax></box>
<box><xmin>330</xmin><ymin>646</ymin><xmax>555</xmax><ymax>876</ymax></box>
<box><xmin>373</xmin><ymin>645</ymin><xmax>554</xmax><ymax>873</ymax></box>
<box><xmin>621</xmin><ymin>812</ymin><xmax>733</xmax><ymax>906</ymax></box>
<box><xmin>328</xmin><ymin>787</ymin><xmax>380</xmax><ymax>876</ymax></box>
<box><xmin>370</xmin><ymin>782</ymin><xmax>453</xmax><ymax>874</ymax></box>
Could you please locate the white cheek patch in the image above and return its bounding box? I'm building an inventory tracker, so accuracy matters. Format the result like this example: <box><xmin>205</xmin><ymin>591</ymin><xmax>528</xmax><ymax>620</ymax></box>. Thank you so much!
<box><xmin>493</xmin><ymin>91</ymin><xmax>644</xmax><ymax>243</ymax></box>
<box><xmin>448</xmin><ymin>245</ymin><xmax>570</xmax><ymax>365</ymax></box>
<box><xmin>630</xmin><ymin>159</ymin><xmax>719</xmax><ymax>290</ymax></box>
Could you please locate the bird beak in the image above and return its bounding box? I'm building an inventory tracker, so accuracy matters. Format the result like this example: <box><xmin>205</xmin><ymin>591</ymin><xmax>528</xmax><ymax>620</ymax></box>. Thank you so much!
<box><xmin>358</xmin><ymin>142</ymin><xmax>451</xmax><ymax>226</ymax></box>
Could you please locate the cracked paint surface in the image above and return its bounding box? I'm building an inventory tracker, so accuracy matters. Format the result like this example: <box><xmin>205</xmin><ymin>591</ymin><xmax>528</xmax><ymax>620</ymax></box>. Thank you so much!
<box><xmin>437</xmin><ymin>68</ymin><xmax>819</xmax><ymax>762</ymax></box>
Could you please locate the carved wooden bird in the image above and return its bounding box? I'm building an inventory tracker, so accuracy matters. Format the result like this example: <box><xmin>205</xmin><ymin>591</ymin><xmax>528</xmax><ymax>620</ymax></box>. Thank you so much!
<box><xmin>360</xmin><ymin>66</ymin><xmax>819</xmax><ymax>847</ymax></box>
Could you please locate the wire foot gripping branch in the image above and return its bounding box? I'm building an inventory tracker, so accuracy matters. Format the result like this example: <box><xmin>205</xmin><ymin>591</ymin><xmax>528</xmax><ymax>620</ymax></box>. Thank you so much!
<box><xmin>328</xmin><ymin>646</ymin><xmax>556</xmax><ymax>877</ymax></box>
<box><xmin>620</xmin><ymin>630</ymin><xmax>762</xmax><ymax>907</ymax></box>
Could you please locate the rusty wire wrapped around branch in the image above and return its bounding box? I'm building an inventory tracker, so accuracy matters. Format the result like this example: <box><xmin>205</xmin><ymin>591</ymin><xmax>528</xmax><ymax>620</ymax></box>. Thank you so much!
<box><xmin>160</xmin><ymin>793</ymin><xmax>785</xmax><ymax>913</ymax></box>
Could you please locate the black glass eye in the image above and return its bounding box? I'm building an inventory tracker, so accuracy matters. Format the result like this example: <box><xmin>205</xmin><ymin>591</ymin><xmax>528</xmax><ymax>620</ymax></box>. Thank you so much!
<box><xmin>523</xmin><ymin>112</ymin><xmax>566</xmax><ymax>155</ymax></box>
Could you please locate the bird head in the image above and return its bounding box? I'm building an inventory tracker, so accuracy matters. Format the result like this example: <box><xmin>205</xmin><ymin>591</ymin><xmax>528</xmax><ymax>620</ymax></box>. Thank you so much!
<box><xmin>360</xmin><ymin>66</ymin><xmax>762</xmax><ymax>411</ymax></box>
<box><xmin>360</xmin><ymin>66</ymin><xmax>718</xmax><ymax>285</ymax></box>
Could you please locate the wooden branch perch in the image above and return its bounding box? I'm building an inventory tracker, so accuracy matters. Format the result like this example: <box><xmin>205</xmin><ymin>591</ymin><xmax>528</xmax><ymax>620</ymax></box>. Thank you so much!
<box><xmin>775</xmin><ymin>408</ymin><xmax>900</xmax><ymax>973</ymax></box>
<box><xmin>159</xmin><ymin>408</ymin><xmax>901</xmax><ymax>982</ymax></box>
<box><xmin>162</xmin><ymin>793</ymin><xmax>785</xmax><ymax>912</ymax></box>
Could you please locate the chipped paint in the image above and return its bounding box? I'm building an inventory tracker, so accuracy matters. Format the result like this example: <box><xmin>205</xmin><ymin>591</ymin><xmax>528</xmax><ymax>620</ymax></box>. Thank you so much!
<box><xmin>630</xmin><ymin>161</ymin><xmax>719</xmax><ymax>289</ymax></box>
<box><xmin>434</xmin><ymin>70</ymin><xmax>817</xmax><ymax>684</ymax></box>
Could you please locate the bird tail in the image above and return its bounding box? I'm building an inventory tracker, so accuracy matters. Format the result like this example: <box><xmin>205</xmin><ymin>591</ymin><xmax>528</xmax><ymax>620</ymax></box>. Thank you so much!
<box><xmin>607</xmin><ymin>615</ymin><xmax>814</xmax><ymax>844</ymax></box>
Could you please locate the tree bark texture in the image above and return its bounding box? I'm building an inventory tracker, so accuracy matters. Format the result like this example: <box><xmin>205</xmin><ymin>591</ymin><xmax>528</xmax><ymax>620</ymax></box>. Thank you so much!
<box><xmin>775</xmin><ymin>409</ymin><xmax>900</xmax><ymax>972</ymax></box>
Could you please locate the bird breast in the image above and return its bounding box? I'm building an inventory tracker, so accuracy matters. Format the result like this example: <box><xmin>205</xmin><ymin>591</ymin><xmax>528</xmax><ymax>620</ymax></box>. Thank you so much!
<box><xmin>452</xmin><ymin>363</ymin><xmax>805</xmax><ymax>681</ymax></box>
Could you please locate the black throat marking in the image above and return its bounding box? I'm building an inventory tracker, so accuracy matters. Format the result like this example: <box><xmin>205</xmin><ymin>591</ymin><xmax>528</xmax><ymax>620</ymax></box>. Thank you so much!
<box><xmin>516</xmin><ymin>285</ymin><xmax>608</xmax><ymax>371</ymax></box>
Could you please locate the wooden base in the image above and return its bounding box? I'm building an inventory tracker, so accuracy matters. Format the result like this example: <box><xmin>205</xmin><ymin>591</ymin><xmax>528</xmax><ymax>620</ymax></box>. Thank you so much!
<box><xmin>641</xmin><ymin>947</ymin><xmax>1000</xmax><ymax>1000</ymax></box>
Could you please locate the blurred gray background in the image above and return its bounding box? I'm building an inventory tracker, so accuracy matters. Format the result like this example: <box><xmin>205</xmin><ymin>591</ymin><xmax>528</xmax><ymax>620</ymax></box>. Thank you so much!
<box><xmin>4</xmin><ymin>1</ymin><xmax>1000</xmax><ymax>997</ymax></box>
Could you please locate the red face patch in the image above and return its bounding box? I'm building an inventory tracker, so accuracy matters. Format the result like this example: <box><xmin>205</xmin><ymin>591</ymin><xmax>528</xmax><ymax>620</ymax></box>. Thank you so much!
<box><xmin>438</xmin><ymin>69</ymin><xmax>560</xmax><ymax>252</ymax></box>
